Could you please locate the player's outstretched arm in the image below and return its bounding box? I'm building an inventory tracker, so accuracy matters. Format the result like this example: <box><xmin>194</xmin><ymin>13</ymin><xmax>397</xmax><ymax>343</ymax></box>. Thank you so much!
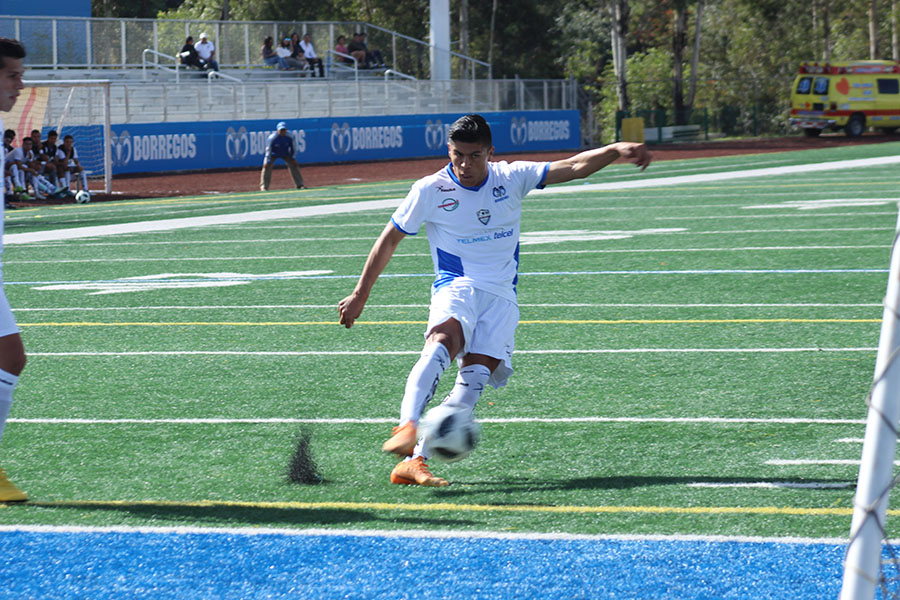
<box><xmin>544</xmin><ymin>142</ymin><xmax>651</xmax><ymax>186</ymax></box>
<box><xmin>338</xmin><ymin>222</ymin><xmax>406</xmax><ymax>328</ymax></box>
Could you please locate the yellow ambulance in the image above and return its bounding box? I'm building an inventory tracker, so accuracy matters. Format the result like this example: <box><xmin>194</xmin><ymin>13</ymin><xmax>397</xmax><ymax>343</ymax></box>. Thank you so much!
<box><xmin>789</xmin><ymin>60</ymin><xmax>900</xmax><ymax>137</ymax></box>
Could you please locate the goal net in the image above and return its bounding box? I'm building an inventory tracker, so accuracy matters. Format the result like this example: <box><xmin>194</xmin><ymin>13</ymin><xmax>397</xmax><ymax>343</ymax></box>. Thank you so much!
<box><xmin>841</xmin><ymin>207</ymin><xmax>900</xmax><ymax>600</ymax></box>
<box><xmin>8</xmin><ymin>80</ymin><xmax>111</xmax><ymax>194</ymax></box>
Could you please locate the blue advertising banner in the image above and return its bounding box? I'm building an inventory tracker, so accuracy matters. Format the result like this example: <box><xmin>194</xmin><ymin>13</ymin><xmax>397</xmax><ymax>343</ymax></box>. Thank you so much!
<box><xmin>109</xmin><ymin>110</ymin><xmax>580</xmax><ymax>175</ymax></box>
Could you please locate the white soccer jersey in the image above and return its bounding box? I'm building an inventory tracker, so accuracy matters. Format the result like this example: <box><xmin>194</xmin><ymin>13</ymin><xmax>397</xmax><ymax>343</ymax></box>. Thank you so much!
<box><xmin>391</xmin><ymin>160</ymin><xmax>549</xmax><ymax>303</ymax></box>
<box><xmin>7</xmin><ymin>146</ymin><xmax>32</xmax><ymax>165</ymax></box>
<box><xmin>56</xmin><ymin>146</ymin><xmax>79</xmax><ymax>166</ymax></box>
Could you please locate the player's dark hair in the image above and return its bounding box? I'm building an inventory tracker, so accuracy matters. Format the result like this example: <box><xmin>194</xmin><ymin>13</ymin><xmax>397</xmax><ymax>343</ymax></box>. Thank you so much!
<box><xmin>448</xmin><ymin>114</ymin><xmax>492</xmax><ymax>148</ymax></box>
<box><xmin>47</xmin><ymin>130</ymin><xmax>57</xmax><ymax>136</ymax></box>
<box><xmin>63</xmin><ymin>134</ymin><xmax>74</xmax><ymax>141</ymax></box>
<box><xmin>3</xmin><ymin>129</ymin><xmax>14</xmax><ymax>139</ymax></box>
<box><xmin>0</xmin><ymin>38</ymin><xmax>26</xmax><ymax>70</ymax></box>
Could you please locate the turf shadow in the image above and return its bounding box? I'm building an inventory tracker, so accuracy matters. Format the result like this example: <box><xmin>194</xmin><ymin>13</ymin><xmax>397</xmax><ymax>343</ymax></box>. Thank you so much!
<box><xmin>433</xmin><ymin>475</ymin><xmax>855</xmax><ymax>498</ymax></box>
<box><xmin>27</xmin><ymin>500</ymin><xmax>478</xmax><ymax>528</ymax></box>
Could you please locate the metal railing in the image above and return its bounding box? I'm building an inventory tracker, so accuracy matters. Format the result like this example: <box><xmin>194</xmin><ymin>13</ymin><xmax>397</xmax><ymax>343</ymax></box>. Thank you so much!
<box><xmin>85</xmin><ymin>77</ymin><xmax>577</xmax><ymax>124</ymax></box>
<box><xmin>0</xmin><ymin>15</ymin><xmax>491</xmax><ymax>80</ymax></box>
<box><xmin>141</xmin><ymin>48</ymin><xmax>182</xmax><ymax>82</ymax></box>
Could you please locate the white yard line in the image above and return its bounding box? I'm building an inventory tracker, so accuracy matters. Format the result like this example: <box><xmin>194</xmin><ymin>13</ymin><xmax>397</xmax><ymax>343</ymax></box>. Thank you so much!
<box><xmin>0</xmin><ymin>523</ymin><xmax>848</xmax><ymax>546</ymax></box>
<box><xmin>7</xmin><ymin>155</ymin><xmax>900</xmax><ymax>245</ymax></box>
<box><xmin>4</xmin><ymin>244</ymin><xmax>889</xmax><ymax>264</ymax></box>
<box><xmin>24</xmin><ymin>348</ymin><xmax>878</xmax><ymax>357</ymax></box>
<box><xmin>9</xmin><ymin>416</ymin><xmax>865</xmax><ymax>425</ymax></box>
<box><xmin>11</xmin><ymin>302</ymin><xmax>882</xmax><ymax>311</ymax></box>
<box><xmin>766</xmin><ymin>459</ymin><xmax>893</xmax><ymax>466</ymax></box>
<box><xmin>687</xmin><ymin>482</ymin><xmax>852</xmax><ymax>490</ymax></box>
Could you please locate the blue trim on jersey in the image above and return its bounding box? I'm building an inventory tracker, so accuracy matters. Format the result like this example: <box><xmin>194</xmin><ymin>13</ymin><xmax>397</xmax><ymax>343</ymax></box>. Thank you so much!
<box><xmin>512</xmin><ymin>242</ymin><xmax>520</xmax><ymax>294</ymax></box>
<box><xmin>391</xmin><ymin>218</ymin><xmax>417</xmax><ymax>236</ymax></box>
<box><xmin>536</xmin><ymin>163</ymin><xmax>550</xmax><ymax>189</ymax></box>
<box><xmin>434</xmin><ymin>247</ymin><xmax>464</xmax><ymax>290</ymax></box>
<box><xmin>445</xmin><ymin>163</ymin><xmax>490</xmax><ymax>192</ymax></box>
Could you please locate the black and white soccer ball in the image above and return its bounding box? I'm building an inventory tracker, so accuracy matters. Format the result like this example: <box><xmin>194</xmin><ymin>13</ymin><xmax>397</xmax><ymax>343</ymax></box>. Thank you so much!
<box><xmin>419</xmin><ymin>403</ymin><xmax>481</xmax><ymax>463</ymax></box>
<box><xmin>75</xmin><ymin>190</ymin><xmax>91</xmax><ymax>204</ymax></box>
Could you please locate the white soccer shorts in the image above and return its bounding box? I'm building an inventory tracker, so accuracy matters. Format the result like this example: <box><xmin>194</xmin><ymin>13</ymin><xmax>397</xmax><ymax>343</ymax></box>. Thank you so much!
<box><xmin>426</xmin><ymin>280</ymin><xmax>518</xmax><ymax>389</ymax></box>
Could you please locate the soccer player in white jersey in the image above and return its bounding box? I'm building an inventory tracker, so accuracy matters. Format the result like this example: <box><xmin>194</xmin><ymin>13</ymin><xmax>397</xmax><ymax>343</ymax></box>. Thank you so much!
<box><xmin>0</xmin><ymin>38</ymin><xmax>28</xmax><ymax>502</ymax></box>
<box><xmin>338</xmin><ymin>114</ymin><xmax>651</xmax><ymax>486</ymax></box>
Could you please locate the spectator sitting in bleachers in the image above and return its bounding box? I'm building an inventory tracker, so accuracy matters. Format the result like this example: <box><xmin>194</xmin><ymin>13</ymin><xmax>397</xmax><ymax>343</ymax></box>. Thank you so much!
<box><xmin>358</xmin><ymin>32</ymin><xmax>385</xmax><ymax>68</ymax></box>
<box><xmin>179</xmin><ymin>36</ymin><xmax>207</xmax><ymax>70</ymax></box>
<box><xmin>346</xmin><ymin>33</ymin><xmax>368</xmax><ymax>67</ymax></box>
<box><xmin>335</xmin><ymin>35</ymin><xmax>351</xmax><ymax>63</ymax></box>
<box><xmin>277</xmin><ymin>37</ymin><xmax>307</xmax><ymax>72</ymax></box>
<box><xmin>195</xmin><ymin>32</ymin><xmax>219</xmax><ymax>72</ymax></box>
<box><xmin>298</xmin><ymin>33</ymin><xmax>325</xmax><ymax>78</ymax></box>
<box><xmin>261</xmin><ymin>36</ymin><xmax>287</xmax><ymax>69</ymax></box>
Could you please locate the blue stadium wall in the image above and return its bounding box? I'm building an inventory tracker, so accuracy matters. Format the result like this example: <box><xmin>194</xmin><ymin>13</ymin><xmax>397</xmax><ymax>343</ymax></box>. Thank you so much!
<box><xmin>109</xmin><ymin>110</ymin><xmax>580</xmax><ymax>175</ymax></box>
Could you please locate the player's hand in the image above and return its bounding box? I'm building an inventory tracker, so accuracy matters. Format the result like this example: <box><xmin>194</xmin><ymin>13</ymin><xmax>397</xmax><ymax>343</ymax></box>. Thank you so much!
<box><xmin>338</xmin><ymin>292</ymin><xmax>366</xmax><ymax>328</ymax></box>
<box><xmin>617</xmin><ymin>142</ymin><xmax>652</xmax><ymax>171</ymax></box>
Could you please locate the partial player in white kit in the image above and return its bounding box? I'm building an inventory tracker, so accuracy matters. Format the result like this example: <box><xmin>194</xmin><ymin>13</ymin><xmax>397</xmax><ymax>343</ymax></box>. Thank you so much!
<box><xmin>0</xmin><ymin>38</ymin><xmax>28</xmax><ymax>502</ymax></box>
<box><xmin>338</xmin><ymin>114</ymin><xmax>651</xmax><ymax>486</ymax></box>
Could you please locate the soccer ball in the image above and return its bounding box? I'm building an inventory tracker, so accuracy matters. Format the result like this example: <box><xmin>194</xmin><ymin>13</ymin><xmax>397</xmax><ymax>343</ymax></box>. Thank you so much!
<box><xmin>419</xmin><ymin>403</ymin><xmax>481</xmax><ymax>463</ymax></box>
<box><xmin>75</xmin><ymin>190</ymin><xmax>91</xmax><ymax>204</ymax></box>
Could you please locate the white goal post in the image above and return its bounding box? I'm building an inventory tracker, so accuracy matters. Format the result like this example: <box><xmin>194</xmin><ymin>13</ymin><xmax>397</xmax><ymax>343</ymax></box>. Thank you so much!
<box><xmin>841</xmin><ymin>207</ymin><xmax>900</xmax><ymax>600</ymax></box>
<box><xmin>16</xmin><ymin>80</ymin><xmax>111</xmax><ymax>194</ymax></box>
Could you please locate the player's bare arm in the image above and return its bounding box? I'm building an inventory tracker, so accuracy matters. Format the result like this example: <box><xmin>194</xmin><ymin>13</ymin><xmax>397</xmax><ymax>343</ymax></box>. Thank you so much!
<box><xmin>543</xmin><ymin>142</ymin><xmax>652</xmax><ymax>186</ymax></box>
<box><xmin>338</xmin><ymin>223</ymin><xmax>406</xmax><ymax>328</ymax></box>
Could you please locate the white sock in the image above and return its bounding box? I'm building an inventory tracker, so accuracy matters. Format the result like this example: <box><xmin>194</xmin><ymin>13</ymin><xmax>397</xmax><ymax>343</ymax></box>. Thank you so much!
<box><xmin>0</xmin><ymin>368</ymin><xmax>20</xmax><ymax>442</ymax></box>
<box><xmin>398</xmin><ymin>342</ymin><xmax>451</xmax><ymax>425</ymax></box>
<box><xmin>413</xmin><ymin>363</ymin><xmax>491</xmax><ymax>459</ymax></box>
<box><xmin>80</xmin><ymin>171</ymin><xmax>88</xmax><ymax>191</ymax></box>
<box><xmin>442</xmin><ymin>363</ymin><xmax>491</xmax><ymax>412</ymax></box>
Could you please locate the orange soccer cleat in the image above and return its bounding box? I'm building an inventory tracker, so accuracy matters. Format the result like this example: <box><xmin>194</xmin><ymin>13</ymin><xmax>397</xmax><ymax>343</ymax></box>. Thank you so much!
<box><xmin>381</xmin><ymin>421</ymin><xmax>418</xmax><ymax>457</ymax></box>
<box><xmin>390</xmin><ymin>457</ymin><xmax>449</xmax><ymax>487</ymax></box>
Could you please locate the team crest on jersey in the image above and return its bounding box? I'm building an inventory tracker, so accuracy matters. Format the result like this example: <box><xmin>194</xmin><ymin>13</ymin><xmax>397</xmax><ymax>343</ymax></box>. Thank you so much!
<box><xmin>477</xmin><ymin>208</ymin><xmax>491</xmax><ymax>225</ymax></box>
<box><xmin>439</xmin><ymin>198</ymin><xmax>459</xmax><ymax>211</ymax></box>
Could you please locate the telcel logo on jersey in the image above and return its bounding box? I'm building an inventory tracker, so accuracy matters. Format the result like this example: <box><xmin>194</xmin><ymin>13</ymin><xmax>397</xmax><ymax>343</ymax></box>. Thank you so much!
<box><xmin>439</xmin><ymin>198</ymin><xmax>459</xmax><ymax>211</ymax></box>
<box><xmin>492</xmin><ymin>186</ymin><xmax>508</xmax><ymax>202</ymax></box>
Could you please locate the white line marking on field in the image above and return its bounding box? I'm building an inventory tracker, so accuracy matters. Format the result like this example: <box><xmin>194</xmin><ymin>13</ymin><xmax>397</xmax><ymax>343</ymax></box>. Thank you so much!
<box><xmin>19</xmin><ymin>226</ymin><xmax>891</xmax><ymax>248</ymax></box>
<box><xmin>4</xmin><ymin>199</ymin><xmax>405</xmax><ymax>245</ymax></box>
<box><xmin>11</xmin><ymin>302</ymin><xmax>882</xmax><ymax>312</ymax></box>
<box><xmin>25</xmin><ymin>348</ymin><xmax>877</xmax><ymax>357</ymax></box>
<box><xmin>835</xmin><ymin>438</ymin><xmax>865</xmax><ymax>444</ymax></box>
<box><xmin>687</xmin><ymin>481</ymin><xmax>853</xmax><ymax>489</ymax></box>
<box><xmin>657</xmin><ymin>211</ymin><xmax>897</xmax><ymax>221</ymax></box>
<box><xmin>31</xmin><ymin>271</ymin><xmax>333</xmax><ymax>295</ymax></box>
<box><xmin>8</xmin><ymin>416</ymin><xmax>865</xmax><ymax>425</ymax></box>
<box><xmin>519</xmin><ymin>228</ymin><xmax>685</xmax><ymax>244</ymax></box>
<box><xmin>766</xmin><ymin>459</ymin><xmax>895</xmax><ymax>466</ymax></box>
<box><xmin>744</xmin><ymin>199</ymin><xmax>897</xmax><ymax>210</ymax></box>
<box><xmin>527</xmin><ymin>155</ymin><xmax>900</xmax><ymax>195</ymax></box>
<box><xmin>11</xmin><ymin>244</ymin><xmax>885</xmax><ymax>265</ymax></box>
<box><xmin>7</xmin><ymin>155</ymin><xmax>899</xmax><ymax>245</ymax></box>
<box><xmin>0</xmin><ymin>523</ymin><xmax>848</xmax><ymax>546</ymax></box>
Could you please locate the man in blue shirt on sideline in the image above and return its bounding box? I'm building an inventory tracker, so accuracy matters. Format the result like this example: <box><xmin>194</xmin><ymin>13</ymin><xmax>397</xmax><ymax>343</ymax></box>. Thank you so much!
<box><xmin>260</xmin><ymin>121</ymin><xmax>305</xmax><ymax>191</ymax></box>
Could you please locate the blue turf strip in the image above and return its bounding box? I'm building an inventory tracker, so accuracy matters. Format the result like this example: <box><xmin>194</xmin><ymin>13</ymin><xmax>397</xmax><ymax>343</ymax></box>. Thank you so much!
<box><xmin>0</xmin><ymin>530</ymin><xmax>847</xmax><ymax>599</ymax></box>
